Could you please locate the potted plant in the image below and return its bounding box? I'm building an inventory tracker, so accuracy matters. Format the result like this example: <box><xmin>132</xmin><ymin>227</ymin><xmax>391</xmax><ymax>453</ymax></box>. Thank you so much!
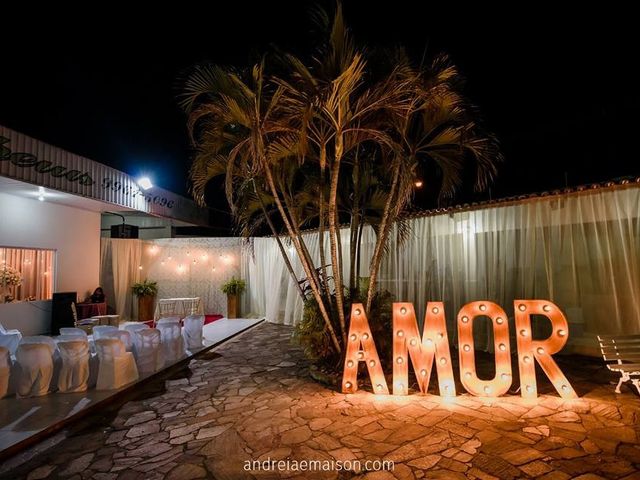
<box><xmin>131</xmin><ymin>279</ymin><xmax>158</xmax><ymax>322</ymax></box>
<box><xmin>221</xmin><ymin>277</ymin><xmax>245</xmax><ymax>319</ymax></box>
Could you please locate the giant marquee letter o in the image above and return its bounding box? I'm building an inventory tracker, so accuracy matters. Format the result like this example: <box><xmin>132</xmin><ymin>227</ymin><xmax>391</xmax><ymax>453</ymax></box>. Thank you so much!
<box><xmin>458</xmin><ymin>301</ymin><xmax>512</xmax><ymax>397</ymax></box>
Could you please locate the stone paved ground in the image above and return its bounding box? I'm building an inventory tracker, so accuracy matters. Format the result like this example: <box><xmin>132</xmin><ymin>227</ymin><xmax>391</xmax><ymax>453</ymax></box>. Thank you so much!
<box><xmin>2</xmin><ymin>322</ymin><xmax>640</xmax><ymax>480</ymax></box>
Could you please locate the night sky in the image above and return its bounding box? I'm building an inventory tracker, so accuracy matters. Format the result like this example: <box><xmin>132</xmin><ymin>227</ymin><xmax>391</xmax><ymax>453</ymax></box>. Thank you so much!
<box><xmin>2</xmin><ymin>2</ymin><xmax>638</xmax><ymax>219</ymax></box>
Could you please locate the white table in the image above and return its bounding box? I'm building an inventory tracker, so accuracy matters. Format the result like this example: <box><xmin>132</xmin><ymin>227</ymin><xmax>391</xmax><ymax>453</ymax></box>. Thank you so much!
<box><xmin>154</xmin><ymin>297</ymin><xmax>203</xmax><ymax>320</ymax></box>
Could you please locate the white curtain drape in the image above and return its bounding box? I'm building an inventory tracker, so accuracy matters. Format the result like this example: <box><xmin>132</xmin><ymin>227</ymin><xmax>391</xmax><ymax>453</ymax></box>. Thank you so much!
<box><xmin>100</xmin><ymin>237</ymin><xmax>243</xmax><ymax>318</ymax></box>
<box><xmin>100</xmin><ymin>239</ymin><xmax>141</xmax><ymax>321</ymax></box>
<box><xmin>0</xmin><ymin>248</ymin><xmax>54</xmax><ymax>300</ymax></box>
<box><xmin>244</xmin><ymin>186</ymin><xmax>640</xmax><ymax>354</ymax></box>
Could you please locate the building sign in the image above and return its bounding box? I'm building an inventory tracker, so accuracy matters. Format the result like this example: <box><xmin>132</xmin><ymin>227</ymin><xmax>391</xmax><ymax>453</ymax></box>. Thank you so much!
<box><xmin>342</xmin><ymin>300</ymin><xmax>577</xmax><ymax>399</ymax></box>
<box><xmin>0</xmin><ymin>126</ymin><xmax>209</xmax><ymax>226</ymax></box>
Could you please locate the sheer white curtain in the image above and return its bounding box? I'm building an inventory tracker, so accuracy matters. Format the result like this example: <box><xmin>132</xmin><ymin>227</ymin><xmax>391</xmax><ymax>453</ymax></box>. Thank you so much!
<box><xmin>100</xmin><ymin>239</ymin><xmax>141</xmax><ymax>320</ymax></box>
<box><xmin>101</xmin><ymin>237</ymin><xmax>243</xmax><ymax>318</ymax></box>
<box><xmin>244</xmin><ymin>186</ymin><xmax>640</xmax><ymax>353</ymax></box>
<box><xmin>0</xmin><ymin>248</ymin><xmax>54</xmax><ymax>300</ymax></box>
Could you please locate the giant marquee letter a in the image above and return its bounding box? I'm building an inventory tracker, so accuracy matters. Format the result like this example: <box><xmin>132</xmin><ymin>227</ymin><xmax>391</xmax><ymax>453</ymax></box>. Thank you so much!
<box><xmin>392</xmin><ymin>302</ymin><xmax>456</xmax><ymax>396</ymax></box>
<box><xmin>514</xmin><ymin>300</ymin><xmax>577</xmax><ymax>399</ymax></box>
<box><xmin>342</xmin><ymin>304</ymin><xmax>389</xmax><ymax>394</ymax></box>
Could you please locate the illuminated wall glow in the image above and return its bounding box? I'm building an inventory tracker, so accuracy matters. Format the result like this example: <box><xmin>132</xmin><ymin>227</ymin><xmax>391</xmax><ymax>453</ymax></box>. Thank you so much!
<box><xmin>342</xmin><ymin>303</ymin><xmax>389</xmax><ymax>394</ymax></box>
<box><xmin>514</xmin><ymin>300</ymin><xmax>577</xmax><ymax>399</ymax></box>
<box><xmin>457</xmin><ymin>301</ymin><xmax>512</xmax><ymax>397</ymax></box>
<box><xmin>392</xmin><ymin>302</ymin><xmax>456</xmax><ymax>396</ymax></box>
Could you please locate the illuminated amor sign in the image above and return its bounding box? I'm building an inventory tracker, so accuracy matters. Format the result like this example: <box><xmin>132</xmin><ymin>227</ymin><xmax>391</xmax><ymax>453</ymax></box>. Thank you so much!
<box><xmin>342</xmin><ymin>300</ymin><xmax>577</xmax><ymax>399</ymax></box>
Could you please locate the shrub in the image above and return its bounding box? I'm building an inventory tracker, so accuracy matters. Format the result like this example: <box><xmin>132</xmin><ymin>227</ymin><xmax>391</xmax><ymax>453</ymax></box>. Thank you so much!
<box><xmin>221</xmin><ymin>277</ymin><xmax>246</xmax><ymax>295</ymax></box>
<box><xmin>293</xmin><ymin>289</ymin><xmax>395</xmax><ymax>373</ymax></box>
<box><xmin>131</xmin><ymin>279</ymin><xmax>158</xmax><ymax>297</ymax></box>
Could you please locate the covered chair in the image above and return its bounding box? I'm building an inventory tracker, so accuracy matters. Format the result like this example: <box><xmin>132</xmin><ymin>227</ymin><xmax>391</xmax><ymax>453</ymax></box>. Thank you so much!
<box><xmin>15</xmin><ymin>341</ymin><xmax>55</xmax><ymax>397</ymax></box>
<box><xmin>92</xmin><ymin>325</ymin><xmax>118</xmax><ymax>340</ymax></box>
<box><xmin>57</xmin><ymin>339</ymin><xmax>90</xmax><ymax>393</ymax></box>
<box><xmin>123</xmin><ymin>323</ymin><xmax>148</xmax><ymax>349</ymax></box>
<box><xmin>183</xmin><ymin>315</ymin><xmax>205</xmax><ymax>351</ymax></box>
<box><xmin>95</xmin><ymin>338</ymin><xmax>138</xmax><ymax>390</ymax></box>
<box><xmin>101</xmin><ymin>330</ymin><xmax>133</xmax><ymax>351</ymax></box>
<box><xmin>0</xmin><ymin>346</ymin><xmax>10</xmax><ymax>398</ymax></box>
<box><xmin>156</xmin><ymin>320</ymin><xmax>185</xmax><ymax>366</ymax></box>
<box><xmin>133</xmin><ymin>328</ymin><xmax>162</xmax><ymax>374</ymax></box>
<box><xmin>0</xmin><ymin>322</ymin><xmax>22</xmax><ymax>356</ymax></box>
<box><xmin>157</xmin><ymin>316</ymin><xmax>181</xmax><ymax>326</ymax></box>
<box><xmin>59</xmin><ymin>327</ymin><xmax>88</xmax><ymax>338</ymax></box>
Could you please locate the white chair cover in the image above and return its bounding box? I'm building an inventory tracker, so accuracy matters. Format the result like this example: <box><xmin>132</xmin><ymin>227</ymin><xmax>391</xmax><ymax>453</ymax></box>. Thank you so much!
<box><xmin>95</xmin><ymin>338</ymin><xmax>138</xmax><ymax>390</ymax></box>
<box><xmin>0</xmin><ymin>324</ymin><xmax>22</xmax><ymax>356</ymax></box>
<box><xmin>124</xmin><ymin>324</ymin><xmax>149</xmax><ymax>357</ymax></box>
<box><xmin>157</xmin><ymin>320</ymin><xmax>185</xmax><ymax>366</ymax></box>
<box><xmin>123</xmin><ymin>323</ymin><xmax>149</xmax><ymax>335</ymax></box>
<box><xmin>0</xmin><ymin>346</ymin><xmax>10</xmax><ymax>398</ymax></box>
<box><xmin>101</xmin><ymin>330</ymin><xmax>133</xmax><ymax>351</ymax></box>
<box><xmin>57</xmin><ymin>339</ymin><xmax>90</xmax><ymax>393</ymax></box>
<box><xmin>183</xmin><ymin>315</ymin><xmax>205</xmax><ymax>351</ymax></box>
<box><xmin>59</xmin><ymin>327</ymin><xmax>88</xmax><ymax>338</ymax></box>
<box><xmin>15</xmin><ymin>342</ymin><xmax>54</xmax><ymax>397</ymax></box>
<box><xmin>157</xmin><ymin>317</ymin><xmax>181</xmax><ymax>325</ymax></box>
<box><xmin>92</xmin><ymin>325</ymin><xmax>119</xmax><ymax>340</ymax></box>
<box><xmin>133</xmin><ymin>328</ymin><xmax>162</xmax><ymax>374</ymax></box>
<box><xmin>20</xmin><ymin>336</ymin><xmax>60</xmax><ymax>392</ymax></box>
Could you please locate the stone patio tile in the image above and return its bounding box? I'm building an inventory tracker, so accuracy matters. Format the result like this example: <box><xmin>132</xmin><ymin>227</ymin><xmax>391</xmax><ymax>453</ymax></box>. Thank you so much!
<box><xmin>501</xmin><ymin>446</ymin><xmax>546</xmax><ymax>465</ymax></box>
<box><xmin>3</xmin><ymin>323</ymin><xmax>640</xmax><ymax>480</ymax></box>
<box><xmin>519</xmin><ymin>459</ymin><xmax>553</xmax><ymax>477</ymax></box>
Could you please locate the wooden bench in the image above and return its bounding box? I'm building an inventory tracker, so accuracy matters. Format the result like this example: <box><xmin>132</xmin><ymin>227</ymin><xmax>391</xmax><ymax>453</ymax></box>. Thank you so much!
<box><xmin>597</xmin><ymin>334</ymin><xmax>640</xmax><ymax>394</ymax></box>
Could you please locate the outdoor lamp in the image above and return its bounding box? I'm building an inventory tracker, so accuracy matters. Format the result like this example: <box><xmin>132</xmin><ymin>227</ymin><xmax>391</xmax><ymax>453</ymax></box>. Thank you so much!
<box><xmin>137</xmin><ymin>177</ymin><xmax>153</xmax><ymax>190</ymax></box>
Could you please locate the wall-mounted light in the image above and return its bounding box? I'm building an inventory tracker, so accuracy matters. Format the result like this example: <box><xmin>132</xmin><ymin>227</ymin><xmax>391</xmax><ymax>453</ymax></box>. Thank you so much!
<box><xmin>137</xmin><ymin>177</ymin><xmax>153</xmax><ymax>190</ymax></box>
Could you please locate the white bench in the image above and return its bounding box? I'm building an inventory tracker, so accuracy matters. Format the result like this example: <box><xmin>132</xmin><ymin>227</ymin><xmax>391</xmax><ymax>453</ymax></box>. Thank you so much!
<box><xmin>597</xmin><ymin>334</ymin><xmax>640</xmax><ymax>394</ymax></box>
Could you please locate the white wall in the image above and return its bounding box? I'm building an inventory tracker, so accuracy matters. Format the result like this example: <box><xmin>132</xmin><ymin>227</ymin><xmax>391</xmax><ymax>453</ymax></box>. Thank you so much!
<box><xmin>0</xmin><ymin>192</ymin><xmax>101</xmax><ymax>334</ymax></box>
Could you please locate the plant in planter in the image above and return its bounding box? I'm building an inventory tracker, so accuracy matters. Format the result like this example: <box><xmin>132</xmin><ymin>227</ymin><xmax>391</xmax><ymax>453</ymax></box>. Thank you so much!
<box><xmin>221</xmin><ymin>277</ymin><xmax>245</xmax><ymax>319</ymax></box>
<box><xmin>131</xmin><ymin>279</ymin><xmax>158</xmax><ymax>322</ymax></box>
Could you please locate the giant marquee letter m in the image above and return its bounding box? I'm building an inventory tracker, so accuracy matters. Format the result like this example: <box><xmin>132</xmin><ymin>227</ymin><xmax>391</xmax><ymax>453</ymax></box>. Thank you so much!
<box><xmin>393</xmin><ymin>302</ymin><xmax>456</xmax><ymax>396</ymax></box>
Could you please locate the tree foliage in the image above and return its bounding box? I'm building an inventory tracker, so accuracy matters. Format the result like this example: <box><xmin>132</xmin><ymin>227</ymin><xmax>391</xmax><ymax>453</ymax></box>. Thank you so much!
<box><xmin>182</xmin><ymin>3</ymin><xmax>501</xmax><ymax>356</ymax></box>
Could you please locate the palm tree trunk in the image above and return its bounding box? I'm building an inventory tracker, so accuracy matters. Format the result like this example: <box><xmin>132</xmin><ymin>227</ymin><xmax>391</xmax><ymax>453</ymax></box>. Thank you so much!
<box><xmin>252</xmin><ymin>180</ymin><xmax>305</xmax><ymax>299</ymax></box>
<box><xmin>318</xmin><ymin>156</ymin><xmax>332</xmax><ymax>302</ymax></box>
<box><xmin>328</xmin><ymin>153</ymin><xmax>347</xmax><ymax>343</ymax></box>
<box><xmin>355</xmin><ymin>220</ymin><xmax>364</xmax><ymax>291</ymax></box>
<box><xmin>349</xmin><ymin>153</ymin><xmax>360</xmax><ymax>296</ymax></box>
<box><xmin>264</xmin><ymin>166</ymin><xmax>342</xmax><ymax>353</ymax></box>
<box><xmin>276</xmin><ymin>176</ymin><xmax>322</xmax><ymax>290</ymax></box>
<box><xmin>366</xmin><ymin>158</ymin><xmax>401</xmax><ymax>313</ymax></box>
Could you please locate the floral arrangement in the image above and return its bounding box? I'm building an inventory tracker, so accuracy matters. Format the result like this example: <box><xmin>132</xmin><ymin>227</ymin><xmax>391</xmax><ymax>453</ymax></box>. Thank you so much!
<box><xmin>0</xmin><ymin>264</ymin><xmax>22</xmax><ymax>287</ymax></box>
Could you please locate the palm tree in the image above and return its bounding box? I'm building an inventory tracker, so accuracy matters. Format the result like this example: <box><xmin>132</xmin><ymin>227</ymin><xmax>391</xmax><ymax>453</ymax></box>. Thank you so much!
<box><xmin>181</xmin><ymin>62</ymin><xmax>343</xmax><ymax>353</ymax></box>
<box><xmin>182</xmin><ymin>3</ymin><xmax>501</xmax><ymax>361</ymax></box>
<box><xmin>363</xmin><ymin>52</ymin><xmax>502</xmax><ymax>312</ymax></box>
